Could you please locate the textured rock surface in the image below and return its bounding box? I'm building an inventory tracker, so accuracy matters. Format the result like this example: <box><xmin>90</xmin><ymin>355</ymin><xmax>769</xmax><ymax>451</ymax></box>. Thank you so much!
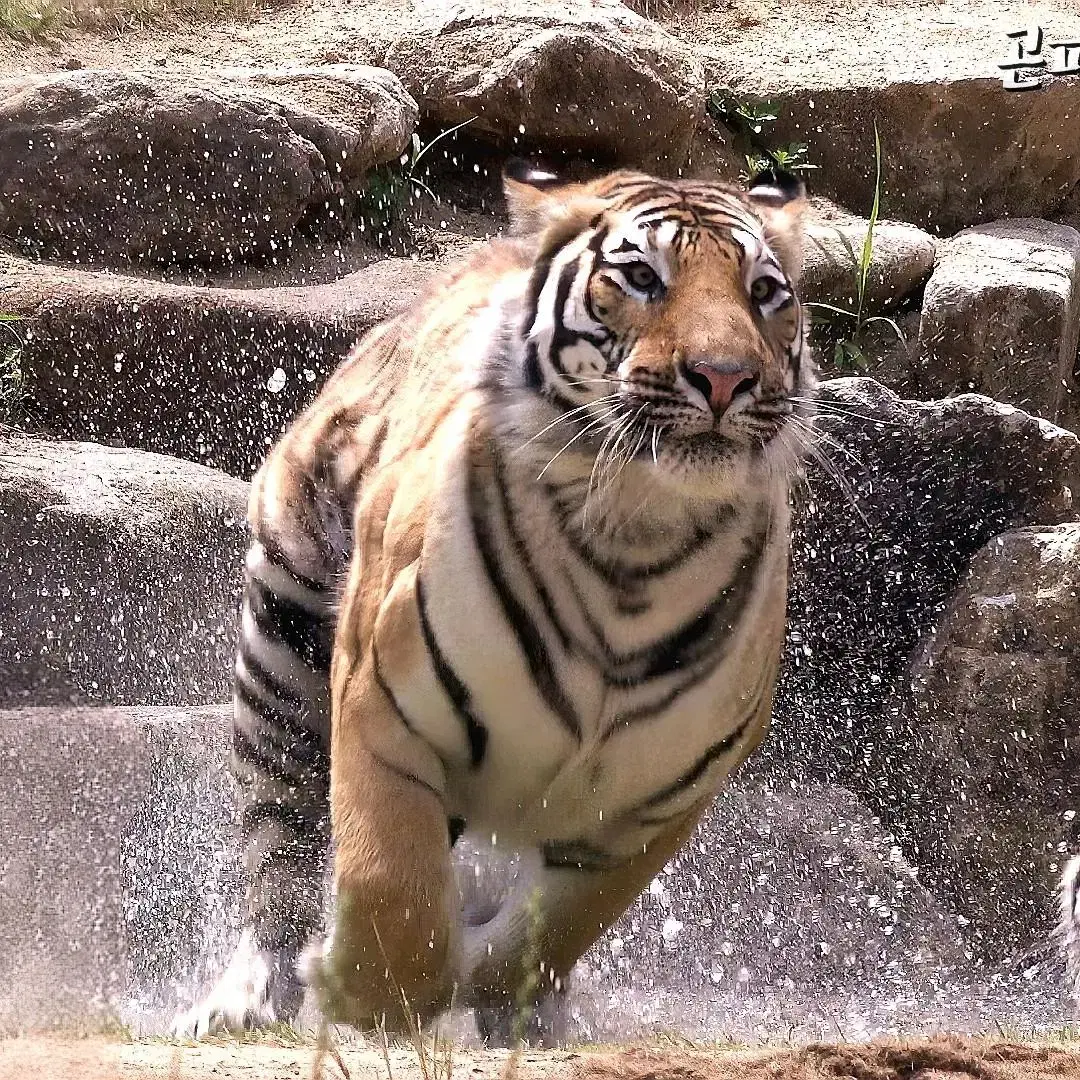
<box><xmin>0</xmin><ymin>432</ymin><xmax>247</xmax><ymax>706</ymax></box>
<box><xmin>767</xmin><ymin>379</ymin><xmax>1080</xmax><ymax>958</ymax></box>
<box><xmin>0</xmin><ymin>706</ymin><xmax>237</xmax><ymax>1035</ymax></box>
<box><xmin>0</xmin><ymin>66</ymin><xmax>417</xmax><ymax>265</ymax></box>
<box><xmin>893</xmin><ymin>524</ymin><xmax>1080</xmax><ymax>957</ymax></box>
<box><xmin>722</xmin><ymin>76</ymin><xmax>1080</xmax><ymax>235</ymax></box>
<box><xmin>382</xmin><ymin>0</ymin><xmax>705</xmax><ymax>173</ymax></box>
<box><xmin>917</xmin><ymin>219</ymin><xmax>1080</xmax><ymax>433</ymax></box>
<box><xmin>2</xmin><ymin>252</ymin><xmax>438</xmax><ymax>477</ymax></box>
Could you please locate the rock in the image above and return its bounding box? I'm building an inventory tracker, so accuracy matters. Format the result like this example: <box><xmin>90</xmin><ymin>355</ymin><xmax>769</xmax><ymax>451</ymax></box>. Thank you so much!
<box><xmin>892</xmin><ymin>524</ymin><xmax>1080</xmax><ymax>958</ymax></box>
<box><xmin>0</xmin><ymin>66</ymin><xmax>417</xmax><ymax>266</ymax></box>
<box><xmin>0</xmin><ymin>431</ymin><xmax>247</xmax><ymax>707</ymax></box>
<box><xmin>801</xmin><ymin>217</ymin><xmax>936</xmax><ymax>313</ymax></box>
<box><xmin>0</xmin><ymin>702</ymin><xmax>969</xmax><ymax>1040</ymax></box>
<box><xmin>0</xmin><ymin>705</ymin><xmax>239</xmax><ymax>1034</ymax></box>
<box><xmin>569</xmin><ymin>779</ymin><xmax>969</xmax><ymax>1041</ymax></box>
<box><xmin>381</xmin><ymin>0</ymin><xmax>705</xmax><ymax>173</ymax></box>
<box><xmin>916</xmin><ymin>219</ymin><xmax>1080</xmax><ymax>434</ymax></box>
<box><xmin>716</xmin><ymin>77</ymin><xmax>1080</xmax><ymax>236</ymax></box>
<box><xmin>1</xmin><ymin>251</ymin><xmax>438</xmax><ymax>477</ymax></box>
<box><xmin>765</xmin><ymin>379</ymin><xmax>1080</xmax><ymax>960</ymax></box>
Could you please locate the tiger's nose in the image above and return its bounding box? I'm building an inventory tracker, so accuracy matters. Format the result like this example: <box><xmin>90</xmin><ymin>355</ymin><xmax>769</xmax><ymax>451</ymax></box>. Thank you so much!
<box><xmin>683</xmin><ymin>361</ymin><xmax>759</xmax><ymax>415</ymax></box>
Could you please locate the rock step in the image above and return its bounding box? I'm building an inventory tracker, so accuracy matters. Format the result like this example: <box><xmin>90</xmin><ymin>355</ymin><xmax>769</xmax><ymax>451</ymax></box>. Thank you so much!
<box><xmin>0</xmin><ymin>66</ymin><xmax>418</xmax><ymax>266</ymax></box>
<box><xmin>0</xmin><ymin>430</ymin><xmax>247</xmax><ymax>706</ymax></box>
<box><xmin>0</xmin><ymin>704</ymin><xmax>967</xmax><ymax>1039</ymax></box>
<box><xmin>2</xmin><ymin>253</ymin><xmax>438</xmax><ymax>478</ymax></box>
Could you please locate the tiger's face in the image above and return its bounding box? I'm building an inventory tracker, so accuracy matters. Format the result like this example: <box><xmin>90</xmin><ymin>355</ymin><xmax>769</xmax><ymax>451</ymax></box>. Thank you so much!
<box><xmin>504</xmin><ymin>162</ymin><xmax>816</xmax><ymax>498</ymax></box>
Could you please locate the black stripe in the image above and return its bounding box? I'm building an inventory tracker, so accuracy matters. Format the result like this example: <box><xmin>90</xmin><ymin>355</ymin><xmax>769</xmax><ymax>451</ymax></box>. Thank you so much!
<box><xmin>242</xmin><ymin>800</ymin><xmax>328</xmax><ymax>840</ymax></box>
<box><xmin>233</xmin><ymin>726</ymin><xmax>309</xmax><ymax>788</ymax></box>
<box><xmin>492</xmin><ymin>445</ymin><xmax>573</xmax><ymax>651</ymax></box>
<box><xmin>636</xmin><ymin>710</ymin><xmax>758</xmax><ymax>813</ymax></box>
<box><xmin>237</xmin><ymin>637</ymin><xmax>313</xmax><ymax>710</ymax></box>
<box><xmin>448</xmin><ymin>816</ymin><xmax>467</xmax><ymax>847</ymax></box>
<box><xmin>256</xmin><ymin>532</ymin><xmax>332</xmax><ymax>595</ymax></box>
<box><xmin>468</xmin><ymin>453</ymin><xmax>582</xmax><ymax>740</ymax></box>
<box><xmin>371</xmin><ymin>750</ymin><xmax>443</xmax><ymax>801</ymax></box>
<box><xmin>542</xmin><ymin>838</ymin><xmax>620</xmax><ymax>872</ymax></box>
<box><xmin>234</xmin><ymin>679</ymin><xmax>329</xmax><ymax>769</ymax></box>
<box><xmin>246</xmin><ymin>576</ymin><xmax>334</xmax><ymax>672</ymax></box>
<box><xmin>414</xmin><ymin>576</ymin><xmax>490</xmax><ymax>767</ymax></box>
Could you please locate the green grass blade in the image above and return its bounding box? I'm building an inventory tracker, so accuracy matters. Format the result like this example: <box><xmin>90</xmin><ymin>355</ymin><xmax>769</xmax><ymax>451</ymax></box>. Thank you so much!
<box><xmin>410</xmin><ymin>116</ymin><xmax>477</xmax><ymax>170</ymax></box>
<box><xmin>856</xmin><ymin>121</ymin><xmax>882</xmax><ymax>322</ymax></box>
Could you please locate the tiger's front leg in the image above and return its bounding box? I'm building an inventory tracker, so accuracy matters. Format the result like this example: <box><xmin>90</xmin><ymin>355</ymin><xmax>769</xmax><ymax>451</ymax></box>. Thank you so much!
<box><xmin>307</xmin><ymin>654</ymin><xmax>461</xmax><ymax>1032</ymax></box>
<box><xmin>463</xmin><ymin>798</ymin><xmax>712</xmax><ymax>1046</ymax></box>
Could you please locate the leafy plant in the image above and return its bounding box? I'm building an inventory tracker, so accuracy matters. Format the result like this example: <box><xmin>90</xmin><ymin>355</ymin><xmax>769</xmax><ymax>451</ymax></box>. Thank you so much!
<box><xmin>806</xmin><ymin>123</ymin><xmax>906</xmax><ymax>373</ymax></box>
<box><xmin>707</xmin><ymin>91</ymin><xmax>818</xmax><ymax>179</ymax></box>
<box><xmin>358</xmin><ymin>118</ymin><xmax>476</xmax><ymax>250</ymax></box>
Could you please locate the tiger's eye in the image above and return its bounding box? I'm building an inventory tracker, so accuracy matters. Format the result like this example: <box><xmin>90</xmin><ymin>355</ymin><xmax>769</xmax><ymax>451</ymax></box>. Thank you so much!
<box><xmin>627</xmin><ymin>262</ymin><xmax>659</xmax><ymax>291</ymax></box>
<box><xmin>751</xmin><ymin>277</ymin><xmax>777</xmax><ymax>303</ymax></box>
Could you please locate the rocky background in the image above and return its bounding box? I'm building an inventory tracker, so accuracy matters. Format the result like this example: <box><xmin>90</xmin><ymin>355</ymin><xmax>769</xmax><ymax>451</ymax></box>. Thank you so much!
<box><xmin>2</xmin><ymin>0</ymin><xmax>1080</xmax><ymax>1045</ymax></box>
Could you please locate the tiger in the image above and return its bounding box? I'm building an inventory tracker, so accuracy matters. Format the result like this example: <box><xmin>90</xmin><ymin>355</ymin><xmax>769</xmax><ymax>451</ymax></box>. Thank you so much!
<box><xmin>1059</xmin><ymin>856</ymin><xmax>1080</xmax><ymax>998</ymax></box>
<box><xmin>173</xmin><ymin>158</ymin><xmax>816</xmax><ymax>1045</ymax></box>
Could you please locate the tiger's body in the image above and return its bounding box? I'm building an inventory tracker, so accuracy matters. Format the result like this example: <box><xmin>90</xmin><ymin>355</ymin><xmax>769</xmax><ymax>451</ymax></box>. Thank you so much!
<box><xmin>175</xmin><ymin>162</ymin><xmax>816</xmax><ymax>1043</ymax></box>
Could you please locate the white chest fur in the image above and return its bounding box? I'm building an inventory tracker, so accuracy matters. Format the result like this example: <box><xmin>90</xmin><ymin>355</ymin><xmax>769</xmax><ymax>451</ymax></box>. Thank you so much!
<box><xmin>372</xmin><ymin>404</ymin><xmax>791</xmax><ymax>855</ymax></box>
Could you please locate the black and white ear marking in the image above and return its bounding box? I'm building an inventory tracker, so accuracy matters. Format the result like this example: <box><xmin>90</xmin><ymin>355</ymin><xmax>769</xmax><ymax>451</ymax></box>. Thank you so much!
<box><xmin>747</xmin><ymin>167</ymin><xmax>806</xmax><ymax>206</ymax></box>
<box><xmin>503</xmin><ymin>157</ymin><xmax>563</xmax><ymax>190</ymax></box>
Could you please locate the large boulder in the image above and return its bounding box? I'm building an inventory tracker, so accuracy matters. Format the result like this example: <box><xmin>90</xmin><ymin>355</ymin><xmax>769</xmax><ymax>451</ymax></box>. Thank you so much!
<box><xmin>0</xmin><ymin>431</ymin><xmax>247</xmax><ymax>707</ymax></box>
<box><xmin>700</xmin><ymin>8</ymin><xmax>1080</xmax><ymax>235</ymax></box>
<box><xmin>892</xmin><ymin>523</ymin><xmax>1080</xmax><ymax>958</ymax></box>
<box><xmin>0</xmin><ymin>706</ymin><xmax>238</xmax><ymax>1035</ymax></box>
<box><xmin>917</xmin><ymin>220</ymin><xmax>1080</xmax><ymax>434</ymax></box>
<box><xmin>2</xmin><ymin>251</ymin><xmax>438</xmax><ymax>477</ymax></box>
<box><xmin>765</xmin><ymin>379</ymin><xmax>1080</xmax><ymax>960</ymax></box>
<box><xmin>0</xmin><ymin>66</ymin><xmax>417</xmax><ymax>266</ymax></box>
<box><xmin>381</xmin><ymin>0</ymin><xmax>705</xmax><ymax>173</ymax></box>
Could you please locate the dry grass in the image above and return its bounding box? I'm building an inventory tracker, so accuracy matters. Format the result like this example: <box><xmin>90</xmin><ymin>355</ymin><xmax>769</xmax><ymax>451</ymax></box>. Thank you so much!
<box><xmin>0</xmin><ymin>0</ymin><xmax>257</xmax><ymax>41</ymax></box>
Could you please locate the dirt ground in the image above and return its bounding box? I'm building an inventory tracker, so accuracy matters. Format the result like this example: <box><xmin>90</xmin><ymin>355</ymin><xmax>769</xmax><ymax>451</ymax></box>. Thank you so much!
<box><xmin>1</xmin><ymin>0</ymin><xmax>1080</xmax><ymax>90</ymax></box>
<box><xmin>6</xmin><ymin>1035</ymin><xmax>1080</xmax><ymax>1080</ymax></box>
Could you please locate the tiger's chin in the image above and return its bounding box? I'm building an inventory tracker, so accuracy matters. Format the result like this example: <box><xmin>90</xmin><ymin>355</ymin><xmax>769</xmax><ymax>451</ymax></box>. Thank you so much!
<box><xmin>638</xmin><ymin>422</ymin><xmax>804</xmax><ymax>504</ymax></box>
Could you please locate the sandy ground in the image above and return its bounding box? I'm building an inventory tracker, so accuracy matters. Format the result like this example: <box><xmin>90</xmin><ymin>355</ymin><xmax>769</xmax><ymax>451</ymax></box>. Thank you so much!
<box><xmin>7</xmin><ymin>1035</ymin><xmax>1080</xmax><ymax>1080</ymax></box>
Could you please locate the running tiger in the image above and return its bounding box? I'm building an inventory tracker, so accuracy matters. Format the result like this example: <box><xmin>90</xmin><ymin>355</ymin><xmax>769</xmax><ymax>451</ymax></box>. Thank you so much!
<box><xmin>175</xmin><ymin>160</ymin><xmax>817</xmax><ymax>1044</ymax></box>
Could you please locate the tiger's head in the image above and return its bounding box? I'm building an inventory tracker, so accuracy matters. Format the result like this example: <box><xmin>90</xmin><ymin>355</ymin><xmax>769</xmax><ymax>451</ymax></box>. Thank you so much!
<box><xmin>500</xmin><ymin>160</ymin><xmax>816</xmax><ymax>502</ymax></box>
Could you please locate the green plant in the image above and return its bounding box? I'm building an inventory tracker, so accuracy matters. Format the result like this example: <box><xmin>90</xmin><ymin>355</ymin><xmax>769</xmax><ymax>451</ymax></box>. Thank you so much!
<box><xmin>707</xmin><ymin>91</ymin><xmax>819</xmax><ymax>180</ymax></box>
<box><xmin>806</xmin><ymin>123</ymin><xmax>906</xmax><ymax>373</ymax></box>
<box><xmin>358</xmin><ymin>118</ymin><xmax>476</xmax><ymax>249</ymax></box>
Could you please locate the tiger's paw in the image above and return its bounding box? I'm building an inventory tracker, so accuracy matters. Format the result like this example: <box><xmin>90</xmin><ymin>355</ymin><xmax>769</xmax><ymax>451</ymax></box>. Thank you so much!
<box><xmin>172</xmin><ymin>930</ymin><xmax>304</xmax><ymax>1039</ymax></box>
<box><xmin>301</xmin><ymin>898</ymin><xmax>459</xmax><ymax>1034</ymax></box>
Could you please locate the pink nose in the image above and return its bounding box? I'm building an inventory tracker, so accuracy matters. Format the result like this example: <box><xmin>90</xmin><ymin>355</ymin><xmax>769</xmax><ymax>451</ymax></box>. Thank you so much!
<box><xmin>684</xmin><ymin>361</ymin><xmax>759</xmax><ymax>414</ymax></box>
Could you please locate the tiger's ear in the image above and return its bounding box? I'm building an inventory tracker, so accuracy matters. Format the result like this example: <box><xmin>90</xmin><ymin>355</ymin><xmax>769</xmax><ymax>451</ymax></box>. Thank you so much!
<box><xmin>503</xmin><ymin>158</ymin><xmax>566</xmax><ymax>234</ymax></box>
<box><xmin>746</xmin><ymin>167</ymin><xmax>808</xmax><ymax>284</ymax></box>
<box><xmin>503</xmin><ymin>158</ymin><xmax>605</xmax><ymax>238</ymax></box>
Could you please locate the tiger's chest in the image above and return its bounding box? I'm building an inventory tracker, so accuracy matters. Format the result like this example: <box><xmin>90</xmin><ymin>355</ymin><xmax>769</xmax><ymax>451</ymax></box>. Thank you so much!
<box><xmin>364</xmin><ymin>407</ymin><xmax>790</xmax><ymax>850</ymax></box>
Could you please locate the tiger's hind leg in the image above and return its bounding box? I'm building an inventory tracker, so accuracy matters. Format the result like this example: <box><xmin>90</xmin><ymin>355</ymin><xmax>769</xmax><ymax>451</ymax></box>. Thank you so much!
<box><xmin>1060</xmin><ymin>855</ymin><xmax>1080</xmax><ymax>999</ymax></box>
<box><xmin>173</xmin><ymin>533</ymin><xmax>336</xmax><ymax>1038</ymax></box>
